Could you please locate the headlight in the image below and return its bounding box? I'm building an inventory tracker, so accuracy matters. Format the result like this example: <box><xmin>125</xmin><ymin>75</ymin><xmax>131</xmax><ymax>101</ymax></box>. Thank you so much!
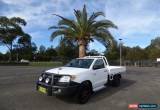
<box><xmin>59</xmin><ymin>76</ymin><xmax>71</xmax><ymax>82</ymax></box>
<box><xmin>45</xmin><ymin>78</ymin><xmax>50</xmax><ymax>83</ymax></box>
<box><xmin>39</xmin><ymin>76</ymin><xmax>43</xmax><ymax>82</ymax></box>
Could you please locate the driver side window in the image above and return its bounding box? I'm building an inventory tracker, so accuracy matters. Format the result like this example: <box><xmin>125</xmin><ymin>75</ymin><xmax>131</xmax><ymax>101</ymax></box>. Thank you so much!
<box><xmin>93</xmin><ymin>59</ymin><xmax>105</xmax><ymax>70</ymax></box>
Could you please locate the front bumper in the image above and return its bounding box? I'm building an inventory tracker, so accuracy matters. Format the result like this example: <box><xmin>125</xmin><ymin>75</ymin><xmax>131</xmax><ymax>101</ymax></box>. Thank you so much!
<box><xmin>36</xmin><ymin>81</ymin><xmax>80</xmax><ymax>96</ymax></box>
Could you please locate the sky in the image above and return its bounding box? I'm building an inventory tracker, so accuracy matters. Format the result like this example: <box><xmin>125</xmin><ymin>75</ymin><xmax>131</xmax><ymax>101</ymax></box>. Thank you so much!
<box><xmin>0</xmin><ymin>0</ymin><xmax>160</xmax><ymax>53</ymax></box>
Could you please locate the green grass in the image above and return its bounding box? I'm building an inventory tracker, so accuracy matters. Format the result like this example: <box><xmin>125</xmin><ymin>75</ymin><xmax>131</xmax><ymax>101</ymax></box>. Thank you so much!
<box><xmin>30</xmin><ymin>61</ymin><xmax>63</xmax><ymax>67</ymax></box>
<box><xmin>0</xmin><ymin>62</ymin><xmax>29</xmax><ymax>66</ymax></box>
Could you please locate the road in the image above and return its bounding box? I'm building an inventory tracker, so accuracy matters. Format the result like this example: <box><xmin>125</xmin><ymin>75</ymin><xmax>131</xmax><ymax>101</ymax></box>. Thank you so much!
<box><xmin>0</xmin><ymin>66</ymin><xmax>160</xmax><ymax>110</ymax></box>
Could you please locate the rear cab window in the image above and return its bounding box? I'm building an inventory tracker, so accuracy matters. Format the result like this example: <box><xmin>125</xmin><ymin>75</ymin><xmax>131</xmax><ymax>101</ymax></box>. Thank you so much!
<box><xmin>93</xmin><ymin>59</ymin><xmax>105</xmax><ymax>69</ymax></box>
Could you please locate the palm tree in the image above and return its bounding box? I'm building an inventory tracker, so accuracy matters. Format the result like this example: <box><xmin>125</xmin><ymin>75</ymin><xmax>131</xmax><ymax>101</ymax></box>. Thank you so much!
<box><xmin>49</xmin><ymin>5</ymin><xmax>117</xmax><ymax>57</ymax></box>
<box><xmin>0</xmin><ymin>16</ymin><xmax>27</xmax><ymax>61</ymax></box>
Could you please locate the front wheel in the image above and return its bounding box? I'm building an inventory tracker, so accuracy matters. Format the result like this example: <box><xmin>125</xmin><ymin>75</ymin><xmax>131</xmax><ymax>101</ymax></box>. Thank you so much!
<box><xmin>76</xmin><ymin>82</ymin><xmax>92</xmax><ymax>104</ymax></box>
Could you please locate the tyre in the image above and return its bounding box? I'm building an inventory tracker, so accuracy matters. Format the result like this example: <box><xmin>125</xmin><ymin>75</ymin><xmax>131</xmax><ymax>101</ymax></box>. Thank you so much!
<box><xmin>111</xmin><ymin>75</ymin><xmax>120</xmax><ymax>87</ymax></box>
<box><xmin>76</xmin><ymin>82</ymin><xmax>92</xmax><ymax>104</ymax></box>
<box><xmin>47</xmin><ymin>87</ymin><xmax>52</xmax><ymax>96</ymax></box>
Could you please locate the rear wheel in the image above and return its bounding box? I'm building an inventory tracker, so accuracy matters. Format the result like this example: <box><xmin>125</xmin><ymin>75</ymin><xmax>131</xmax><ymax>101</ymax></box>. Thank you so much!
<box><xmin>77</xmin><ymin>82</ymin><xmax>92</xmax><ymax>104</ymax></box>
<box><xmin>111</xmin><ymin>75</ymin><xmax>121</xmax><ymax>87</ymax></box>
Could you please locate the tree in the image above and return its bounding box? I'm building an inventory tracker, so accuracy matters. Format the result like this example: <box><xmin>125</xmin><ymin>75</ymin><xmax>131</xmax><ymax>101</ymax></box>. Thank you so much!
<box><xmin>31</xmin><ymin>42</ymin><xmax>37</xmax><ymax>60</ymax></box>
<box><xmin>104</xmin><ymin>39</ymin><xmax>119</xmax><ymax>60</ymax></box>
<box><xmin>145</xmin><ymin>37</ymin><xmax>160</xmax><ymax>59</ymax></box>
<box><xmin>49</xmin><ymin>5</ymin><xmax>117</xmax><ymax>58</ymax></box>
<box><xmin>56</xmin><ymin>37</ymin><xmax>78</xmax><ymax>60</ymax></box>
<box><xmin>122</xmin><ymin>46</ymin><xmax>147</xmax><ymax>61</ymax></box>
<box><xmin>39</xmin><ymin>45</ymin><xmax>46</xmax><ymax>53</ymax></box>
<box><xmin>36</xmin><ymin>45</ymin><xmax>46</xmax><ymax>61</ymax></box>
<box><xmin>17</xmin><ymin>33</ymin><xmax>31</xmax><ymax>47</ymax></box>
<box><xmin>45</xmin><ymin>46</ymin><xmax>57</xmax><ymax>60</ymax></box>
<box><xmin>0</xmin><ymin>16</ymin><xmax>27</xmax><ymax>61</ymax></box>
<box><xmin>14</xmin><ymin>34</ymin><xmax>33</xmax><ymax>61</ymax></box>
<box><xmin>0</xmin><ymin>52</ymin><xmax>4</xmax><ymax>61</ymax></box>
<box><xmin>87</xmin><ymin>49</ymin><xmax>100</xmax><ymax>56</ymax></box>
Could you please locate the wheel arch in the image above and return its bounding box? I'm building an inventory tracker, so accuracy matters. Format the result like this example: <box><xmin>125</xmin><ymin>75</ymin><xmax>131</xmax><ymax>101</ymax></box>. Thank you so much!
<box><xmin>81</xmin><ymin>80</ymin><xmax>93</xmax><ymax>92</ymax></box>
<box><xmin>117</xmin><ymin>73</ymin><xmax>121</xmax><ymax>79</ymax></box>
<box><xmin>113</xmin><ymin>73</ymin><xmax>121</xmax><ymax>79</ymax></box>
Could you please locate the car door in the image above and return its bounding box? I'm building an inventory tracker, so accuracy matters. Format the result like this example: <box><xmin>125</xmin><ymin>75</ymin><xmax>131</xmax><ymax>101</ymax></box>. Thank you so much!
<box><xmin>91</xmin><ymin>59</ymin><xmax>108</xmax><ymax>88</ymax></box>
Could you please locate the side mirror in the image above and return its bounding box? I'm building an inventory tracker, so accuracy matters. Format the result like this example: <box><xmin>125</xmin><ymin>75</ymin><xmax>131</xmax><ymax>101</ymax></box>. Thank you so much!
<box><xmin>93</xmin><ymin>65</ymin><xmax>100</xmax><ymax>70</ymax></box>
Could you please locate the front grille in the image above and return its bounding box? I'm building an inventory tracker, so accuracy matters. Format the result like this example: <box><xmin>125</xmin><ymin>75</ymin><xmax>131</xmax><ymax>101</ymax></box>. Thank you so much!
<box><xmin>53</xmin><ymin>75</ymin><xmax>62</xmax><ymax>85</ymax></box>
<box><xmin>39</xmin><ymin>73</ymin><xmax>70</xmax><ymax>87</ymax></box>
<box><xmin>40</xmin><ymin>73</ymin><xmax>62</xmax><ymax>86</ymax></box>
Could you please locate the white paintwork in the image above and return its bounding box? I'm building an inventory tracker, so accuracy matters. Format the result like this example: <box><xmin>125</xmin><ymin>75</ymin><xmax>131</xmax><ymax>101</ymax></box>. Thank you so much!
<box><xmin>46</xmin><ymin>67</ymin><xmax>88</xmax><ymax>76</ymax></box>
<box><xmin>93</xmin><ymin>85</ymin><xmax>106</xmax><ymax>92</ymax></box>
<box><xmin>45</xmin><ymin>56</ymin><xmax>126</xmax><ymax>92</ymax></box>
<box><xmin>107</xmin><ymin>66</ymin><xmax>126</xmax><ymax>75</ymax></box>
<box><xmin>157</xmin><ymin>58</ymin><xmax>160</xmax><ymax>62</ymax></box>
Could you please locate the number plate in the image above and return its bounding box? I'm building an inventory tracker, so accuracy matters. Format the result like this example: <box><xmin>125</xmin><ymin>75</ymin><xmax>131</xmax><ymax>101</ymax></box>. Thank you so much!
<box><xmin>38</xmin><ymin>86</ymin><xmax>47</xmax><ymax>94</ymax></box>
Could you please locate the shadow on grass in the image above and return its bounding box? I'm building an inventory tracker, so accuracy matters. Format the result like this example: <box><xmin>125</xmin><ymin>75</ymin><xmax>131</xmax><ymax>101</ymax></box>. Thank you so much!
<box><xmin>56</xmin><ymin>78</ymin><xmax>136</xmax><ymax>104</ymax></box>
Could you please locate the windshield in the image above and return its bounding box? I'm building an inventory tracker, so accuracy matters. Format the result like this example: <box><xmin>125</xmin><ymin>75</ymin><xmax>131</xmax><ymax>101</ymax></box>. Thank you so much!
<box><xmin>64</xmin><ymin>59</ymin><xmax>94</xmax><ymax>69</ymax></box>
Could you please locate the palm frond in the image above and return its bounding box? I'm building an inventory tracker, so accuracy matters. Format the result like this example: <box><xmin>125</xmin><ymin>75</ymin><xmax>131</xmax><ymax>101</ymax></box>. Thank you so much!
<box><xmin>92</xmin><ymin>20</ymin><xmax>118</xmax><ymax>29</ymax></box>
<box><xmin>89</xmin><ymin>12</ymin><xmax>105</xmax><ymax>22</ymax></box>
<box><xmin>82</xmin><ymin>4</ymin><xmax>87</xmax><ymax>25</ymax></box>
<box><xmin>93</xmin><ymin>30</ymin><xmax>114</xmax><ymax>48</ymax></box>
<box><xmin>50</xmin><ymin>29</ymin><xmax>76</xmax><ymax>41</ymax></box>
<box><xmin>74</xmin><ymin>9</ymin><xmax>82</xmax><ymax>27</ymax></box>
<box><xmin>53</xmin><ymin>14</ymin><xmax>78</xmax><ymax>31</ymax></box>
<box><xmin>50</xmin><ymin>30</ymin><xmax>65</xmax><ymax>41</ymax></box>
<box><xmin>48</xmin><ymin>26</ymin><xmax>67</xmax><ymax>30</ymax></box>
<box><xmin>50</xmin><ymin>5</ymin><xmax>117</xmax><ymax>52</ymax></box>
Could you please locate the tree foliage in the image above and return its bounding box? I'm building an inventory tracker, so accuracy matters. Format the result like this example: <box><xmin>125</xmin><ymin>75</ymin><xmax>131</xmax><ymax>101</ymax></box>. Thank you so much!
<box><xmin>56</xmin><ymin>37</ymin><xmax>78</xmax><ymax>59</ymax></box>
<box><xmin>104</xmin><ymin>39</ymin><xmax>119</xmax><ymax>60</ymax></box>
<box><xmin>145</xmin><ymin>37</ymin><xmax>160</xmax><ymax>59</ymax></box>
<box><xmin>0</xmin><ymin>16</ymin><xmax>31</xmax><ymax>61</ymax></box>
<box><xmin>49</xmin><ymin>5</ymin><xmax>117</xmax><ymax>57</ymax></box>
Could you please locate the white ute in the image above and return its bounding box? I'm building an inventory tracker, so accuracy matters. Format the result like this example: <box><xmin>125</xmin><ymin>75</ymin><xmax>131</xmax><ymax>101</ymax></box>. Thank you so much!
<box><xmin>36</xmin><ymin>56</ymin><xmax>126</xmax><ymax>104</ymax></box>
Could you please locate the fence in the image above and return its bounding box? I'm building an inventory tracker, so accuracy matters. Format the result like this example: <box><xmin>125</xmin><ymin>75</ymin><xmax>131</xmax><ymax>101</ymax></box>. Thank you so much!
<box><xmin>108</xmin><ymin>60</ymin><xmax>160</xmax><ymax>67</ymax></box>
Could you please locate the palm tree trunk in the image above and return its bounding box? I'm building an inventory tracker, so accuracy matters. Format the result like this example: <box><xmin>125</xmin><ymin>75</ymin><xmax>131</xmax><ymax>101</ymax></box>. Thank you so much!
<box><xmin>78</xmin><ymin>39</ymin><xmax>86</xmax><ymax>58</ymax></box>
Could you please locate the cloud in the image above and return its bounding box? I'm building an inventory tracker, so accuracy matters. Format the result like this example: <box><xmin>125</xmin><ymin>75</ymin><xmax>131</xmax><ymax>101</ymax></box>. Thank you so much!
<box><xmin>0</xmin><ymin>0</ymin><xmax>107</xmax><ymax>28</ymax></box>
<box><xmin>1</xmin><ymin>0</ymin><xmax>160</xmax><ymax>51</ymax></box>
<box><xmin>105</xmin><ymin>0</ymin><xmax>160</xmax><ymax>40</ymax></box>
<box><xmin>1</xmin><ymin>0</ymin><xmax>52</xmax><ymax>27</ymax></box>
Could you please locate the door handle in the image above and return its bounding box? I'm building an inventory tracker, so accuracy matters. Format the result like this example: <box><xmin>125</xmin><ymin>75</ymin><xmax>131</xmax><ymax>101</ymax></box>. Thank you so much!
<box><xmin>93</xmin><ymin>73</ymin><xmax>96</xmax><ymax>75</ymax></box>
<box><xmin>104</xmin><ymin>70</ymin><xmax>107</xmax><ymax>72</ymax></box>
